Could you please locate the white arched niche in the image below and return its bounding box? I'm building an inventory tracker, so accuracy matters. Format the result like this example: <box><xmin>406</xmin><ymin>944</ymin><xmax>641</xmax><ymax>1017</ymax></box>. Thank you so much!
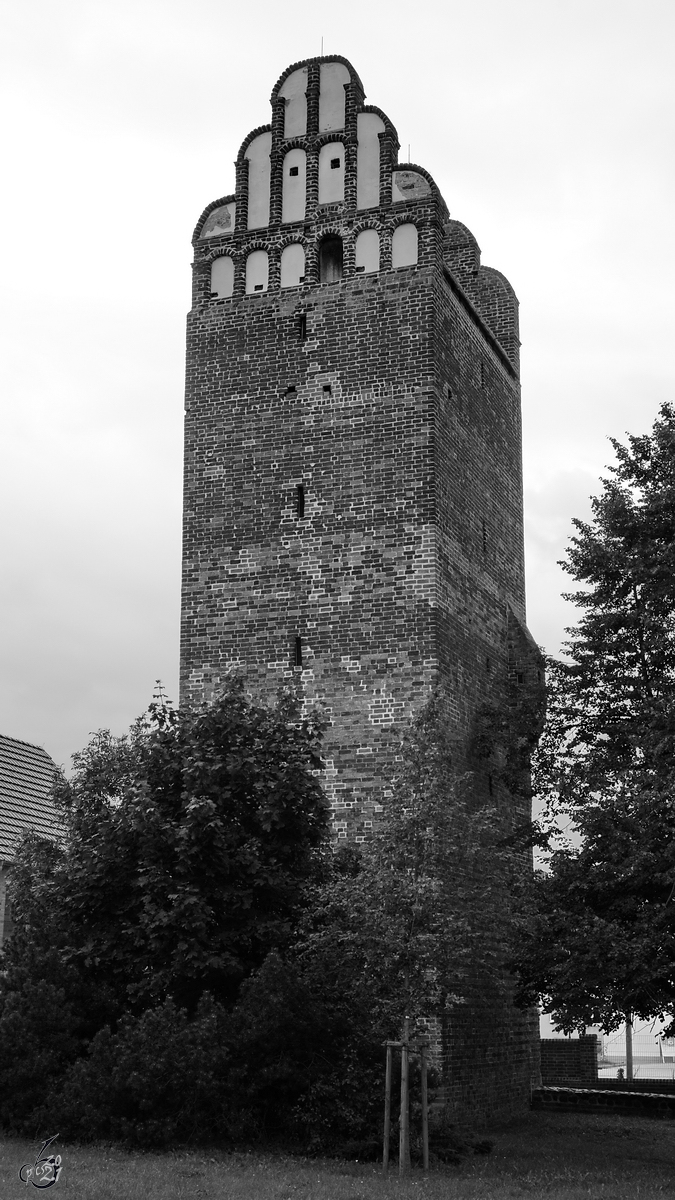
<box><xmin>210</xmin><ymin>256</ymin><xmax>234</xmax><ymax>298</ymax></box>
<box><xmin>318</xmin><ymin>142</ymin><xmax>344</xmax><ymax>205</ymax></box>
<box><xmin>357</xmin><ymin>112</ymin><xmax>385</xmax><ymax>210</ymax></box>
<box><xmin>391</xmin><ymin>223</ymin><xmax>418</xmax><ymax>268</ymax></box>
<box><xmin>319</xmin><ymin>61</ymin><xmax>349</xmax><ymax>132</ymax></box>
<box><xmin>245</xmin><ymin>131</ymin><xmax>272</xmax><ymax>230</ymax></box>
<box><xmin>245</xmin><ymin>250</ymin><xmax>269</xmax><ymax>294</ymax></box>
<box><xmin>282</xmin><ymin>149</ymin><xmax>306</xmax><ymax>224</ymax></box>
<box><xmin>279</xmin><ymin>66</ymin><xmax>308</xmax><ymax>138</ymax></box>
<box><xmin>355</xmin><ymin>230</ymin><xmax>380</xmax><ymax>274</ymax></box>
<box><xmin>280</xmin><ymin>244</ymin><xmax>305</xmax><ymax>288</ymax></box>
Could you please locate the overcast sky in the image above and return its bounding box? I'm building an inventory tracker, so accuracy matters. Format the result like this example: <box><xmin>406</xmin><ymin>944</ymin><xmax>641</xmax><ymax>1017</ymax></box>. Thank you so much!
<box><xmin>1</xmin><ymin>0</ymin><xmax>673</xmax><ymax>770</ymax></box>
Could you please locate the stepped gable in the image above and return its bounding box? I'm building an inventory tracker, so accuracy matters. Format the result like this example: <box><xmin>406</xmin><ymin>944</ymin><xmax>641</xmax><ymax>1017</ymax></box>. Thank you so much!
<box><xmin>190</xmin><ymin>54</ymin><xmax>518</xmax><ymax>371</ymax></box>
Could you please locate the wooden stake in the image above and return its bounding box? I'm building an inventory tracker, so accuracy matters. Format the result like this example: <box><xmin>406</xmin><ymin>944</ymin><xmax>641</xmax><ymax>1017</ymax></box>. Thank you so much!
<box><xmin>421</xmin><ymin>1043</ymin><xmax>429</xmax><ymax>1171</ymax></box>
<box><xmin>399</xmin><ymin>1018</ymin><xmax>410</xmax><ymax>1175</ymax></box>
<box><xmin>382</xmin><ymin>1043</ymin><xmax>392</xmax><ymax>1174</ymax></box>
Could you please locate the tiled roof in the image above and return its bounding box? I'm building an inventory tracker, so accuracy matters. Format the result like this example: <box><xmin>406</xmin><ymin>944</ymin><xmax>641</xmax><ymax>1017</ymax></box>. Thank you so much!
<box><xmin>0</xmin><ymin>735</ymin><xmax>61</xmax><ymax>862</ymax></box>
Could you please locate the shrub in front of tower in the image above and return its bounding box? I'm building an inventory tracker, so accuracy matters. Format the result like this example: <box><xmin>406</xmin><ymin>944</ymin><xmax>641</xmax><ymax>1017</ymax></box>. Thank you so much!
<box><xmin>203</xmin><ymin>692</ymin><xmax>524</xmax><ymax>1153</ymax></box>
<box><xmin>0</xmin><ymin>678</ymin><xmax>329</xmax><ymax>1137</ymax></box>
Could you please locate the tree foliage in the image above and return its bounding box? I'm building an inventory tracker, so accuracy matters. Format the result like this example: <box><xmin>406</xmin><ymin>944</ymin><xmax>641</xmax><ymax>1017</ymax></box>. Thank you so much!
<box><xmin>0</xmin><ymin>683</ymin><xmax>525</xmax><ymax>1148</ymax></box>
<box><xmin>515</xmin><ymin>403</ymin><xmax>675</xmax><ymax>1033</ymax></box>
<box><xmin>0</xmin><ymin>676</ymin><xmax>329</xmax><ymax>1134</ymax></box>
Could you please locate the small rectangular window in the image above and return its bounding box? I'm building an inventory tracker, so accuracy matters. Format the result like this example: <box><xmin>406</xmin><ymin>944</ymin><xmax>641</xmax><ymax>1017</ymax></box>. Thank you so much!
<box><xmin>330</xmin><ymin>158</ymin><xmax>341</xmax><ymax>169</ymax></box>
<box><xmin>284</xmin><ymin>385</ymin><xmax>297</xmax><ymax>397</ymax></box>
<box><xmin>355</xmin><ymin>265</ymin><xmax>365</xmax><ymax>273</ymax></box>
<box><xmin>289</xmin><ymin>166</ymin><xmax>299</xmax><ymax>177</ymax></box>
<box><xmin>517</xmin><ymin>672</ymin><xmax>524</xmax><ymax>685</ymax></box>
<box><xmin>293</xmin><ymin>636</ymin><xmax>303</xmax><ymax>668</ymax></box>
<box><xmin>296</xmin><ymin>483</ymin><xmax>305</xmax><ymax>518</ymax></box>
<box><xmin>298</xmin><ymin>313</ymin><xmax>307</xmax><ymax>340</ymax></box>
<box><xmin>322</xmin><ymin>384</ymin><xmax>332</xmax><ymax>396</ymax></box>
<box><xmin>254</xmin><ymin>283</ymin><xmax>264</xmax><ymax>292</ymax></box>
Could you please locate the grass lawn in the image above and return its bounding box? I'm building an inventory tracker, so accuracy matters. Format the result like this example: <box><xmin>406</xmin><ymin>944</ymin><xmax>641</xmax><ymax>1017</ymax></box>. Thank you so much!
<box><xmin>1</xmin><ymin>1110</ymin><xmax>674</xmax><ymax>1199</ymax></box>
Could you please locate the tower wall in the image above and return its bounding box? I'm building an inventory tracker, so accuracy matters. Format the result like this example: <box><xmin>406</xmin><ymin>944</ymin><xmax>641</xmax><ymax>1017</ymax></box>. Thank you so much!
<box><xmin>180</xmin><ymin>55</ymin><xmax>542</xmax><ymax>1119</ymax></box>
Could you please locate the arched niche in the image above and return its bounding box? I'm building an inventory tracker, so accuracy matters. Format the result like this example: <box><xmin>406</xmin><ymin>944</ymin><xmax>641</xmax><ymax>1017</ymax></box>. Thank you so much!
<box><xmin>318</xmin><ymin>142</ymin><xmax>344</xmax><ymax>205</ymax></box>
<box><xmin>280</xmin><ymin>244</ymin><xmax>305</xmax><ymax>288</ymax></box>
<box><xmin>392</xmin><ymin>170</ymin><xmax>431</xmax><ymax>203</ymax></box>
<box><xmin>245</xmin><ymin>131</ymin><xmax>272</xmax><ymax>230</ymax></box>
<box><xmin>357</xmin><ymin>112</ymin><xmax>385</xmax><ymax>211</ymax></box>
<box><xmin>200</xmin><ymin>202</ymin><xmax>236</xmax><ymax>239</ymax></box>
<box><xmin>210</xmin><ymin>256</ymin><xmax>234</xmax><ymax>298</ymax></box>
<box><xmin>279</xmin><ymin>66</ymin><xmax>308</xmax><ymax>138</ymax></box>
<box><xmin>245</xmin><ymin>250</ymin><xmax>269</xmax><ymax>293</ymax></box>
<box><xmin>319</xmin><ymin>235</ymin><xmax>343</xmax><ymax>284</ymax></box>
<box><xmin>355</xmin><ymin>229</ymin><xmax>380</xmax><ymax>274</ymax></box>
<box><xmin>319</xmin><ymin>61</ymin><xmax>350</xmax><ymax>132</ymax></box>
<box><xmin>392</xmin><ymin>223</ymin><xmax>418</xmax><ymax>268</ymax></box>
<box><xmin>282</xmin><ymin>149</ymin><xmax>306</xmax><ymax>224</ymax></box>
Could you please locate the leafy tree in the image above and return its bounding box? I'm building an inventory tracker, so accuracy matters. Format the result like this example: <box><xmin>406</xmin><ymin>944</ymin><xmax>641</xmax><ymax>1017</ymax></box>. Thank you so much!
<box><xmin>295</xmin><ymin>691</ymin><xmax>525</xmax><ymax>1050</ymax></box>
<box><xmin>515</xmin><ymin>403</ymin><xmax>675</xmax><ymax>1033</ymax></box>
<box><xmin>1</xmin><ymin>678</ymin><xmax>328</xmax><ymax>1017</ymax></box>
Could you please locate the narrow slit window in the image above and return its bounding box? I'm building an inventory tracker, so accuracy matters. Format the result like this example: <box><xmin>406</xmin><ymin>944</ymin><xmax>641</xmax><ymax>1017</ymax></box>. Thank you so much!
<box><xmin>480</xmin><ymin>361</ymin><xmax>485</xmax><ymax>388</ymax></box>
<box><xmin>298</xmin><ymin>313</ymin><xmax>307</xmax><ymax>340</ymax></box>
<box><xmin>293</xmin><ymin>636</ymin><xmax>303</xmax><ymax>667</ymax></box>
<box><xmin>517</xmin><ymin>672</ymin><xmax>524</xmax><ymax>685</ymax></box>
<box><xmin>296</xmin><ymin>484</ymin><xmax>305</xmax><ymax>517</ymax></box>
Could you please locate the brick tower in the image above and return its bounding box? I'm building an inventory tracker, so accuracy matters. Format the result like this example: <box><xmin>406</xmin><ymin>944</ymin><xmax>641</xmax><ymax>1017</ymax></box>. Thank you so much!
<box><xmin>180</xmin><ymin>56</ymin><xmax>542</xmax><ymax>1117</ymax></box>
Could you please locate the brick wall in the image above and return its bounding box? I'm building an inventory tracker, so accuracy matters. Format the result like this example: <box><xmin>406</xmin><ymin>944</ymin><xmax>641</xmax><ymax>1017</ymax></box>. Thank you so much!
<box><xmin>180</xmin><ymin>53</ymin><xmax>542</xmax><ymax>1120</ymax></box>
<box><xmin>540</xmin><ymin>1037</ymin><xmax>599</xmax><ymax>1086</ymax></box>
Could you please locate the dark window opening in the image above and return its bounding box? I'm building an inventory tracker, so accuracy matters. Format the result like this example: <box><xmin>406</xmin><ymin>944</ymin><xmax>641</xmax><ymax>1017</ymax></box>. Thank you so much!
<box><xmin>289</xmin><ymin>165</ymin><xmax>299</xmax><ymax>177</ymax></box>
<box><xmin>481</xmin><ymin>519</ymin><xmax>487</xmax><ymax>554</ymax></box>
<box><xmin>296</xmin><ymin>483</ymin><xmax>305</xmax><ymax>517</ymax></box>
<box><xmin>284</xmin><ymin>385</ymin><xmax>297</xmax><ymax>397</ymax></box>
<box><xmin>480</xmin><ymin>361</ymin><xmax>485</xmax><ymax>388</ymax></box>
<box><xmin>517</xmin><ymin>672</ymin><xmax>524</xmax><ymax>685</ymax></box>
<box><xmin>298</xmin><ymin>313</ymin><xmax>307</xmax><ymax>340</ymax></box>
<box><xmin>355</xmin><ymin>264</ymin><xmax>365</xmax><ymax>273</ymax></box>
<box><xmin>319</xmin><ymin>235</ymin><xmax>343</xmax><ymax>284</ymax></box>
<box><xmin>254</xmin><ymin>283</ymin><xmax>264</xmax><ymax>292</ymax></box>
<box><xmin>293</xmin><ymin>636</ymin><xmax>303</xmax><ymax>668</ymax></box>
<box><xmin>445</xmin><ymin>384</ymin><xmax>452</xmax><ymax>400</ymax></box>
<box><xmin>330</xmin><ymin>157</ymin><xmax>341</xmax><ymax>169</ymax></box>
<box><xmin>323</xmin><ymin>384</ymin><xmax>332</xmax><ymax>396</ymax></box>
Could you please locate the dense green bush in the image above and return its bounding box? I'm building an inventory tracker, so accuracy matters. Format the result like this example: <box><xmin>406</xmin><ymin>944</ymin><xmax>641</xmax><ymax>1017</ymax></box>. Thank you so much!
<box><xmin>0</xmin><ymin>688</ymin><xmax>512</xmax><ymax>1152</ymax></box>
<box><xmin>37</xmin><ymin>995</ymin><xmax>230</xmax><ymax>1148</ymax></box>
